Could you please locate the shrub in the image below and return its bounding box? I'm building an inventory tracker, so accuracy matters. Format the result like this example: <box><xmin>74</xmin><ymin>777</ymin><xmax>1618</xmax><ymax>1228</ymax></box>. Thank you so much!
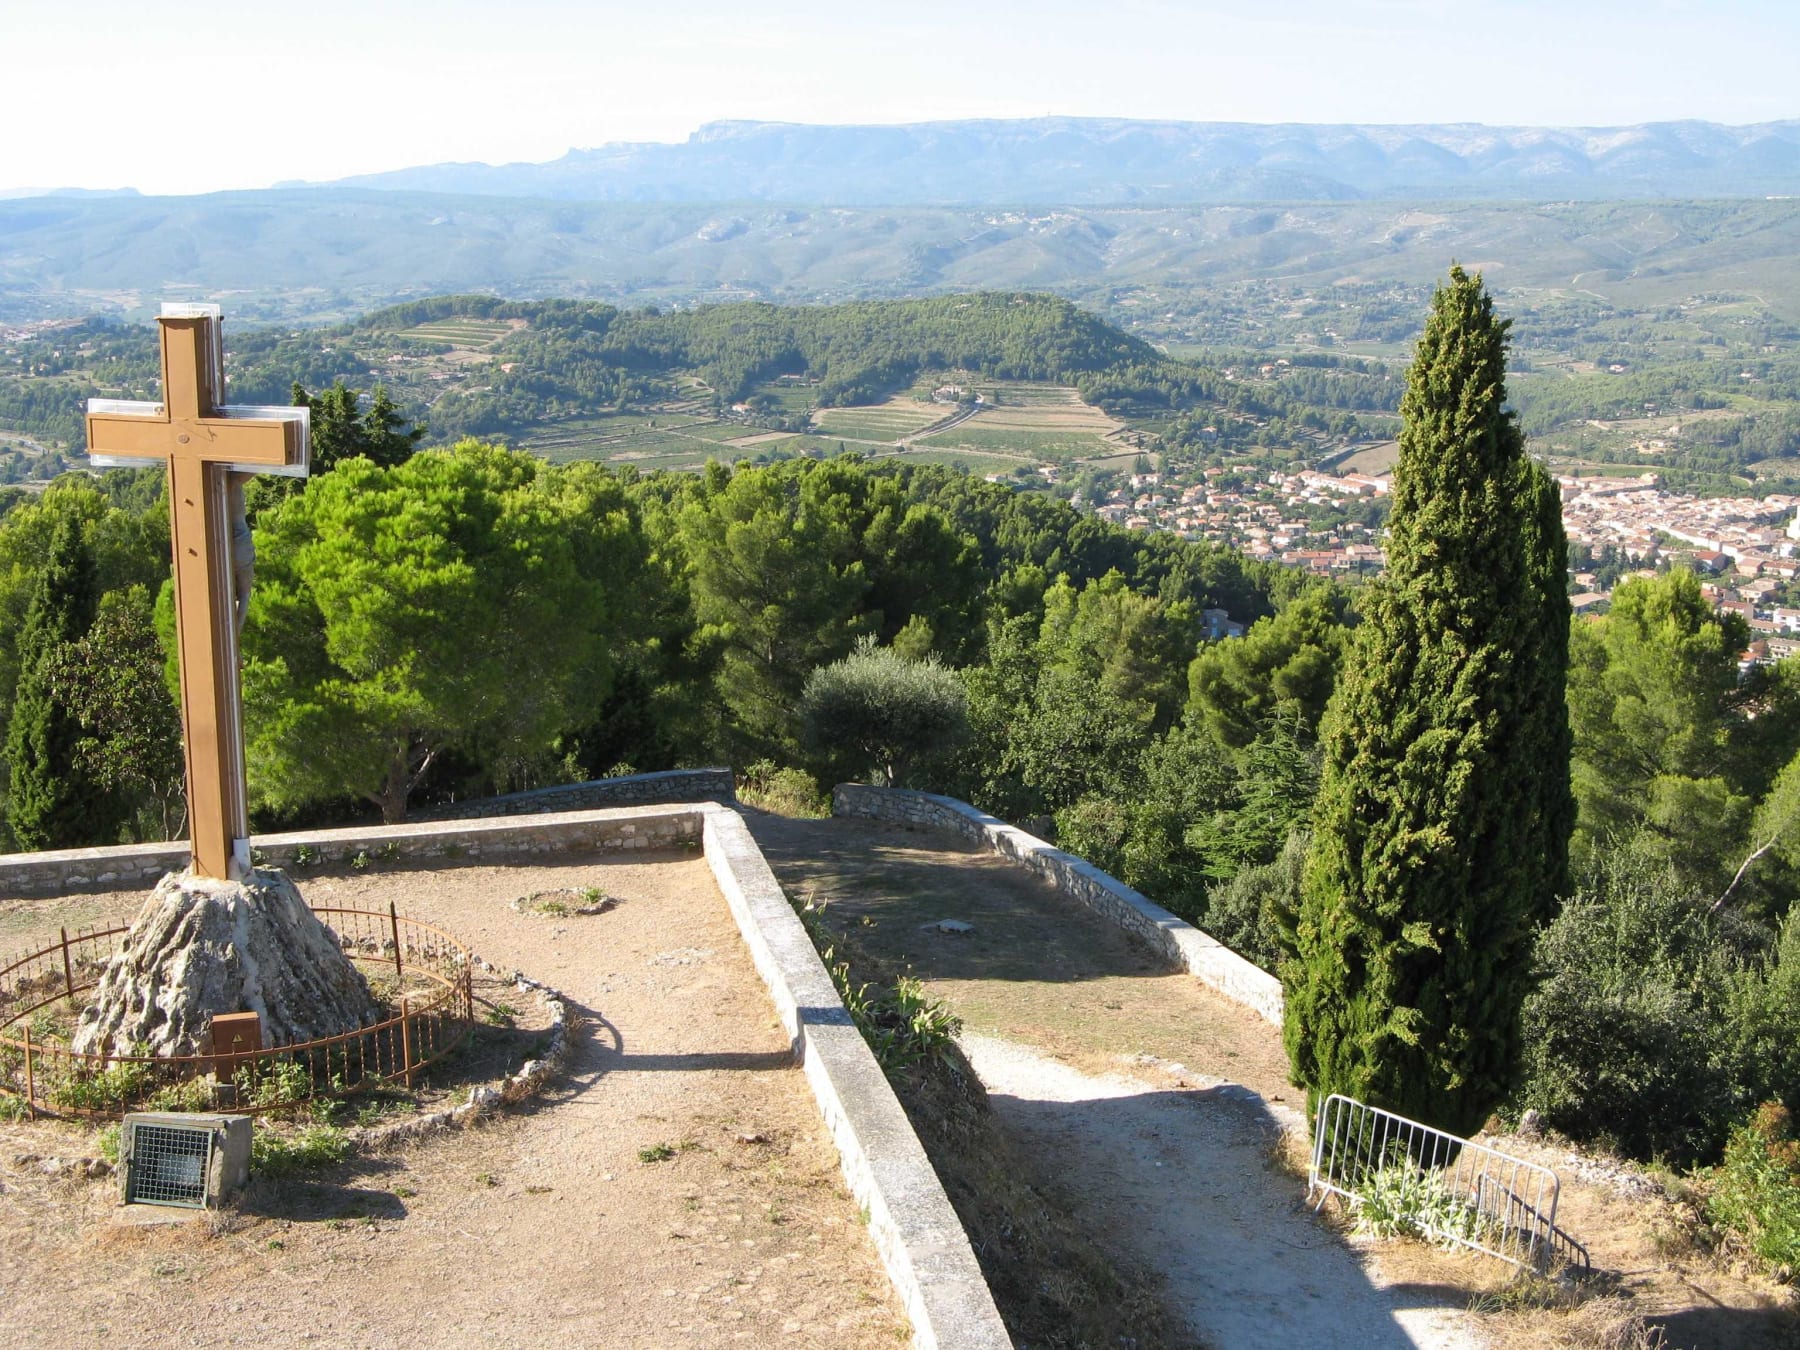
<box><xmin>737</xmin><ymin>759</ymin><xmax>826</xmax><ymax>817</ymax></box>
<box><xmin>799</xmin><ymin>638</ymin><xmax>968</xmax><ymax>788</ymax></box>
<box><xmin>1352</xmin><ymin>1160</ymin><xmax>1496</xmax><ymax>1249</ymax></box>
<box><xmin>1515</xmin><ymin>841</ymin><xmax>1786</xmax><ymax>1164</ymax></box>
<box><xmin>1204</xmin><ymin>829</ymin><xmax>1306</xmax><ymax>972</ymax></box>
<box><xmin>1705</xmin><ymin>1103</ymin><xmax>1800</xmax><ymax>1280</ymax></box>
<box><xmin>251</xmin><ymin>1123</ymin><xmax>349</xmax><ymax>1176</ymax></box>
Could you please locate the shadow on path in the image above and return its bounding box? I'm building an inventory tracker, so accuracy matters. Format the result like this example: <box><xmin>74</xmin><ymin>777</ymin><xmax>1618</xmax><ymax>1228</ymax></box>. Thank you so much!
<box><xmin>964</xmin><ymin>1033</ymin><xmax>1478</xmax><ymax>1350</ymax></box>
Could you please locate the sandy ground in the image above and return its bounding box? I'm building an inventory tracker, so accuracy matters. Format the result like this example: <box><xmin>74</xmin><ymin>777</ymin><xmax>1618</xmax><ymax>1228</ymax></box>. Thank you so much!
<box><xmin>0</xmin><ymin>852</ymin><xmax>906</xmax><ymax>1349</ymax></box>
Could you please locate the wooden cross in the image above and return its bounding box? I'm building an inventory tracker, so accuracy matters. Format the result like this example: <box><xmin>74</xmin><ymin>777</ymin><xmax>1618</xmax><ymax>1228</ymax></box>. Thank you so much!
<box><xmin>86</xmin><ymin>304</ymin><xmax>309</xmax><ymax>880</ymax></box>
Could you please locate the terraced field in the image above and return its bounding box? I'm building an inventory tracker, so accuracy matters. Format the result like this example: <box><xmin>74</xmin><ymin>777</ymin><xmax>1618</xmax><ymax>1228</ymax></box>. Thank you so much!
<box><xmin>812</xmin><ymin>397</ymin><xmax>948</xmax><ymax>443</ymax></box>
<box><xmin>398</xmin><ymin>318</ymin><xmax>519</xmax><ymax>348</ymax></box>
<box><xmin>915</xmin><ymin>382</ymin><xmax>1129</xmax><ymax>462</ymax></box>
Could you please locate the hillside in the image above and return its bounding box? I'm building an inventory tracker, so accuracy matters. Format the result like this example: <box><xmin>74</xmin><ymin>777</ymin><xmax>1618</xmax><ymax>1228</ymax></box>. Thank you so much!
<box><xmin>6</xmin><ymin>193</ymin><xmax>1800</xmax><ymax>331</ymax></box>
<box><xmin>313</xmin><ymin>117</ymin><xmax>1800</xmax><ymax>204</ymax></box>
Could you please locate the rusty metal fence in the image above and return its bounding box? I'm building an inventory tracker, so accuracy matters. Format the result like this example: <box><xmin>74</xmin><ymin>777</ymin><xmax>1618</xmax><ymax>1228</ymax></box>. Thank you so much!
<box><xmin>1308</xmin><ymin>1093</ymin><xmax>1589</xmax><ymax>1272</ymax></box>
<box><xmin>0</xmin><ymin>904</ymin><xmax>473</xmax><ymax>1119</ymax></box>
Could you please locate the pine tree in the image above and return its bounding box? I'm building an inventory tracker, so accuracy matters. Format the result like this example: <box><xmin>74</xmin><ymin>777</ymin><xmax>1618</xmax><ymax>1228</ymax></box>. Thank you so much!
<box><xmin>1282</xmin><ymin>267</ymin><xmax>1573</xmax><ymax>1136</ymax></box>
<box><xmin>5</xmin><ymin>515</ymin><xmax>107</xmax><ymax>848</ymax></box>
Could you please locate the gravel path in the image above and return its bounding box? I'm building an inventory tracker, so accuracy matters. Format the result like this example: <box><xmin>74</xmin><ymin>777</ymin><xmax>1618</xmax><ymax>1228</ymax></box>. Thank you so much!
<box><xmin>961</xmin><ymin>1033</ymin><xmax>1484</xmax><ymax>1350</ymax></box>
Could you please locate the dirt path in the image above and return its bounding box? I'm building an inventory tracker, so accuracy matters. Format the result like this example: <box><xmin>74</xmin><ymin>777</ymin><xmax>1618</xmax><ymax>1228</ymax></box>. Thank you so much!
<box><xmin>962</xmin><ymin>1034</ymin><xmax>1479</xmax><ymax>1350</ymax></box>
<box><xmin>748</xmin><ymin>814</ymin><xmax>1487</xmax><ymax>1349</ymax></box>
<box><xmin>1</xmin><ymin>853</ymin><xmax>906</xmax><ymax>1349</ymax></box>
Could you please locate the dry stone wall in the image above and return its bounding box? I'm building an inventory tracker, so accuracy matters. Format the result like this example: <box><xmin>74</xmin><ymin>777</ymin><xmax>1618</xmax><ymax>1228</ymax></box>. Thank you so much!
<box><xmin>833</xmin><ymin>784</ymin><xmax>1285</xmax><ymax>1025</ymax></box>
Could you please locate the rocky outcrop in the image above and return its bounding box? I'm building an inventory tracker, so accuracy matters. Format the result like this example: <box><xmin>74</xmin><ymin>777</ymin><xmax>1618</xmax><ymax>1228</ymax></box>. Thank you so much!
<box><xmin>71</xmin><ymin>869</ymin><xmax>379</xmax><ymax>1057</ymax></box>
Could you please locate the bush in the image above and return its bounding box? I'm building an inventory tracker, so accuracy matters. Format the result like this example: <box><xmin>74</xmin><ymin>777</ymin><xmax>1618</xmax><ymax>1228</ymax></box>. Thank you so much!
<box><xmin>1203</xmin><ymin>829</ymin><xmax>1305</xmax><ymax>973</ymax></box>
<box><xmin>1515</xmin><ymin>841</ymin><xmax>1786</xmax><ymax>1164</ymax></box>
<box><xmin>1705</xmin><ymin>1103</ymin><xmax>1800</xmax><ymax>1280</ymax></box>
<box><xmin>737</xmin><ymin>759</ymin><xmax>826</xmax><ymax>817</ymax></box>
<box><xmin>800</xmin><ymin>638</ymin><xmax>968</xmax><ymax>788</ymax></box>
<box><xmin>1352</xmin><ymin>1160</ymin><xmax>1497</xmax><ymax>1248</ymax></box>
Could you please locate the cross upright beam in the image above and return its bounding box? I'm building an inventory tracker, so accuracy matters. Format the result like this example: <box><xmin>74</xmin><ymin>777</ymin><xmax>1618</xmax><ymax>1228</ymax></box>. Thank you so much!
<box><xmin>86</xmin><ymin>304</ymin><xmax>309</xmax><ymax>879</ymax></box>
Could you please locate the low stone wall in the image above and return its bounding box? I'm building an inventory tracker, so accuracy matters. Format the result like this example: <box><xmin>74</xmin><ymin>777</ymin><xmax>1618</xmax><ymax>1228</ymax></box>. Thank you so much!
<box><xmin>703</xmin><ymin>808</ymin><xmax>1012</xmax><ymax>1350</ymax></box>
<box><xmin>0</xmin><ymin>807</ymin><xmax>705</xmax><ymax>898</ymax></box>
<box><xmin>834</xmin><ymin>784</ymin><xmax>1285</xmax><ymax>1026</ymax></box>
<box><xmin>415</xmin><ymin>767</ymin><xmax>737</xmax><ymax>820</ymax></box>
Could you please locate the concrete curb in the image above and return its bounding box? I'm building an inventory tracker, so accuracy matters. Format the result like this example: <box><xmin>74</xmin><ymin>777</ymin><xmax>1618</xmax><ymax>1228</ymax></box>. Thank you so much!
<box><xmin>834</xmin><ymin>784</ymin><xmax>1285</xmax><ymax>1026</ymax></box>
<box><xmin>0</xmin><ymin>803</ymin><xmax>1012</xmax><ymax>1350</ymax></box>
<box><xmin>702</xmin><ymin>806</ymin><xmax>1013</xmax><ymax>1350</ymax></box>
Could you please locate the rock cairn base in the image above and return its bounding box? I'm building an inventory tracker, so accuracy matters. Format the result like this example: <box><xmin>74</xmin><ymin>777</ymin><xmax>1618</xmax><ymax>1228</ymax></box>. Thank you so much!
<box><xmin>71</xmin><ymin>869</ymin><xmax>380</xmax><ymax>1058</ymax></box>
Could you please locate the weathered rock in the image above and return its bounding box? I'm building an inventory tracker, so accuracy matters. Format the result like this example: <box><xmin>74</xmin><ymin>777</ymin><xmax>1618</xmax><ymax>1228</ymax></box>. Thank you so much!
<box><xmin>71</xmin><ymin>869</ymin><xmax>380</xmax><ymax>1058</ymax></box>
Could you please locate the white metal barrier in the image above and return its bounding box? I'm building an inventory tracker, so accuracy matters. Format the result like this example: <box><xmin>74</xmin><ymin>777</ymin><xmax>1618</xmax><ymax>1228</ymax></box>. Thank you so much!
<box><xmin>1308</xmin><ymin>1093</ymin><xmax>1587</xmax><ymax>1272</ymax></box>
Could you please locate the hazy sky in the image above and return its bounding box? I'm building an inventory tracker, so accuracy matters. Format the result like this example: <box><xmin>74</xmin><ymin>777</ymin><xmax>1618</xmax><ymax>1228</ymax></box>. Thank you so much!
<box><xmin>5</xmin><ymin>0</ymin><xmax>1795</xmax><ymax>195</ymax></box>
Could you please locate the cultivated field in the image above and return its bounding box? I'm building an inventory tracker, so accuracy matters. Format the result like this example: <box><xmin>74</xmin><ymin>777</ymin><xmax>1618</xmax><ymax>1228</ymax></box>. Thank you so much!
<box><xmin>913</xmin><ymin>383</ymin><xmax>1128</xmax><ymax>462</ymax></box>
<box><xmin>811</xmin><ymin>397</ymin><xmax>947</xmax><ymax>443</ymax></box>
<box><xmin>398</xmin><ymin>318</ymin><xmax>521</xmax><ymax>349</ymax></box>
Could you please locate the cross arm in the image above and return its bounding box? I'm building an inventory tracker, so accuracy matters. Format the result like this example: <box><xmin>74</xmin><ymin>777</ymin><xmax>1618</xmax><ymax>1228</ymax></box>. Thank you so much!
<box><xmin>87</xmin><ymin>401</ymin><xmax>312</xmax><ymax>477</ymax></box>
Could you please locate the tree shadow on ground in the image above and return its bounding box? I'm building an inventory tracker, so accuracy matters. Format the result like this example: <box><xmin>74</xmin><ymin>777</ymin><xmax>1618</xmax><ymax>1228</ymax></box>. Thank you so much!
<box><xmin>750</xmin><ymin>815</ymin><xmax>1178</xmax><ymax>987</ymax></box>
<box><xmin>977</xmin><ymin>1070</ymin><xmax>1471</xmax><ymax>1350</ymax></box>
<box><xmin>1651</xmin><ymin>1293</ymin><xmax>1800</xmax><ymax>1349</ymax></box>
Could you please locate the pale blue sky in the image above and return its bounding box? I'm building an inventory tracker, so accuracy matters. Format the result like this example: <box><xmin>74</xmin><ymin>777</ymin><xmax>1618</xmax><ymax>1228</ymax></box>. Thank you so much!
<box><xmin>4</xmin><ymin>0</ymin><xmax>1795</xmax><ymax>195</ymax></box>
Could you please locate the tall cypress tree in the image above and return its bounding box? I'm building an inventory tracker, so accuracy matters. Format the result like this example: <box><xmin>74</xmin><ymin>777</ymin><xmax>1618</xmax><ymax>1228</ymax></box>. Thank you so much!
<box><xmin>5</xmin><ymin>515</ymin><xmax>105</xmax><ymax>849</ymax></box>
<box><xmin>1282</xmin><ymin>267</ymin><xmax>1573</xmax><ymax>1136</ymax></box>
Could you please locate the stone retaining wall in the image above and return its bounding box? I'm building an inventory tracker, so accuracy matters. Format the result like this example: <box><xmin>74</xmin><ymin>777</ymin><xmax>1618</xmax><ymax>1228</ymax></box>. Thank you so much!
<box><xmin>834</xmin><ymin>784</ymin><xmax>1284</xmax><ymax>1025</ymax></box>
<box><xmin>414</xmin><ymin>767</ymin><xmax>736</xmax><ymax>820</ymax></box>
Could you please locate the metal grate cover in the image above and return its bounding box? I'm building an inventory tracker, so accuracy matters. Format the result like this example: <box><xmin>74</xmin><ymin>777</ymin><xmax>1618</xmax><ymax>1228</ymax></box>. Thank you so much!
<box><xmin>126</xmin><ymin>1122</ymin><xmax>214</xmax><ymax>1208</ymax></box>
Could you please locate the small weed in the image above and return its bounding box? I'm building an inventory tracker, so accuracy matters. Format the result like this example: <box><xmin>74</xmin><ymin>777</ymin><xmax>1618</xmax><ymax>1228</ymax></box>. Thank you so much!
<box><xmin>0</xmin><ymin>1093</ymin><xmax>28</xmax><ymax>1122</ymax></box>
<box><xmin>49</xmin><ymin>1048</ymin><xmax>157</xmax><ymax>1111</ymax></box>
<box><xmin>251</xmin><ymin>1123</ymin><xmax>349</xmax><ymax>1176</ymax></box>
<box><xmin>638</xmin><ymin>1142</ymin><xmax>677</xmax><ymax>1164</ymax></box>
<box><xmin>1352</xmin><ymin>1160</ymin><xmax>1497</xmax><ymax>1248</ymax></box>
<box><xmin>95</xmin><ymin>1123</ymin><xmax>122</xmax><ymax>1164</ymax></box>
<box><xmin>146</xmin><ymin>1077</ymin><xmax>215</xmax><ymax>1112</ymax></box>
<box><xmin>474</xmin><ymin>1171</ymin><xmax>498</xmax><ymax>1187</ymax></box>
<box><xmin>348</xmin><ymin>850</ymin><xmax>372</xmax><ymax>872</ymax></box>
<box><xmin>377</xmin><ymin>841</ymin><xmax>401</xmax><ymax>863</ymax></box>
<box><xmin>235</xmin><ymin>1058</ymin><xmax>311</xmax><ymax>1109</ymax></box>
<box><xmin>525</xmin><ymin>1184</ymin><xmax>553</xmax><ymax>1195</ymax></box>
<box><xmin>266</xmin><ymin>1239</ymin><xmax>285</xmax><ymax>1251</ymax></box>
<box><xmin>766</xmin><ymin>1202</ymin><xmax>786</xmax><ymax>1224</ymax></box>
<box><xmin>393</xmin><ymin>1185</ymin><xmax>417</xmax><ymax>1199</ymax></box>
<box><xmin>485</xmin><ymin>1002</ymin><xmax>518</xmax><ymax>1027</ymax></box>
<box><xmin>326</xmin><ymin>1219</ymin><xmax>348</xmax><ymax>1231</ymax></box>
<box><xmin>291</xmin><ymin>844</ymin><xmax>319</xmax><ymax>868</ymax></box>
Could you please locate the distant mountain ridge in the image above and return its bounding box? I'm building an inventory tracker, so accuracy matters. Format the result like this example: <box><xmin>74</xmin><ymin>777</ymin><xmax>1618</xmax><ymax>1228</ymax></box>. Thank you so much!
<box><xmin>308</xmin><ymin>116</ymin><xmax>1800</xmax><ymax>203</ymax></box>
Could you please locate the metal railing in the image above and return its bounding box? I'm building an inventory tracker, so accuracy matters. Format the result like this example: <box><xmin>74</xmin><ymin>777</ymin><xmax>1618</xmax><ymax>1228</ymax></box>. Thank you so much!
<box><xmin>0</xmin><ymin>905</ymin><xmax>474</xmax><ymax>1119</ymax></box>
<box><xmin>1308</xmin><ymin>1093</ymin><xmax>1586</xmax><ymax>1272</ymax></box>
